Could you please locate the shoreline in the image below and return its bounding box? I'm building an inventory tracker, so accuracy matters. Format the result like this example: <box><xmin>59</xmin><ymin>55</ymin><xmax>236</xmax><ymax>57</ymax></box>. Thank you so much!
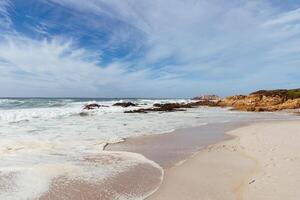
<box><xmin>106</xmin><ymin>121</ymin><xmax>249</xmax><ymax>168</ymax></box>
<box><xmin>147</xmin><ymin>120</ymin><xmax>300</xmax><ymax>200</ymax></box>
<box><xmin>107</xmin><ymin>118</ymin><xmax>300</xmax><ymax>200</ymax></box>
<box><xmin>105</xmin><ymin>121</ymin><xmax>249</xmax><ymax>199</ymax></box>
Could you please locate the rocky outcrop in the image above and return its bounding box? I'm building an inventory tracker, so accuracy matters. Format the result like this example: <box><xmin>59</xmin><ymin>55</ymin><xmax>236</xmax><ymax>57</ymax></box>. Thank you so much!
<box><xmin>192</xmin><ymin>95</ymin><xmax>220</xmax><ymax>101</ymax></box>
<box><xmin>125</xmin><ymin>89</ymin><xmax>300</xmax><ymax>113</ymax></box>
<box><xmin>113</xmin><ymin>102</ymin><xmax>137</xmax><ymax>107</ymax></box>
<box><xmin>217</xmin><ymin>89</ymin><xmax>300</xmax><ymax>112</ymax></box>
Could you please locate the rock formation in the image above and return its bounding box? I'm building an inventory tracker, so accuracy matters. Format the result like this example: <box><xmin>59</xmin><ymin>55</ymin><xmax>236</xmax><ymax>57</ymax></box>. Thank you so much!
<box><xmin>217</xmin><ymin>89</ymin><xmax>300</xmax><ymax>111</ymax></box>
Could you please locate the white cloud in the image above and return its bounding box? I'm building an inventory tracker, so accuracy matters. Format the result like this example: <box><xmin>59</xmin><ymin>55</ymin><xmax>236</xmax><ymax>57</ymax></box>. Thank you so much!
<box><xmin>1</xmin><ymin>0</ymin><xmax>300</xmax><ymax>97</ymax></box>
<box><xmin>0</xmin><ymin>35</ymin><xmax>157</xmax><ymax>97</ymax></box>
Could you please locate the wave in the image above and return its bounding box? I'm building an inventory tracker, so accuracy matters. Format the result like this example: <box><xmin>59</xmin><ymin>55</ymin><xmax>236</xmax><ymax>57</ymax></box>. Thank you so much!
<box><xmin>0</xmin><ymin>98</ymin><xmax>191</xmax><ymax>123</ymax></box>
<box><xmin>0</xmin><ymin>98</ymin><xmax>75</xmax><ymax>110</ymax></box>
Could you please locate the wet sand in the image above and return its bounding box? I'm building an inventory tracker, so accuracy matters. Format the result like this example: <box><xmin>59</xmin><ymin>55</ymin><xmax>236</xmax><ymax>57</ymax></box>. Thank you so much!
<box><xmin>107</xmin><ymin>122</ymin><xmax>249</xmax><ymax>168</ymax></box>
<box><xmin>39</xmin><ymin>162</ymin><xmax>162</xmax><ymax>200</ymax></box>
<box><xmin>0</xmin><ymin>152</ymin><xmax>163</xmax><ymax>200</ymax></box>
<box><xmin>35</xmin><ymin>122</ymin><xmax>248</xmax><ymax>200</ymax></box>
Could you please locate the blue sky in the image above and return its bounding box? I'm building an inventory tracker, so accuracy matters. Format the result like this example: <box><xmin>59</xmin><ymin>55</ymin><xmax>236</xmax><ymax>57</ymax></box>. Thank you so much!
<box><xmin>0</xmin><ymin>0</ymin><xmax>300</xmax><ymax>98</ymax></box>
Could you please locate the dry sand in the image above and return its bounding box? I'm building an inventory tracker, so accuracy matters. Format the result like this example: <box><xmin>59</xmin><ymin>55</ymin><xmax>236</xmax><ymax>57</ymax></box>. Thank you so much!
<box><xmin>148</xmin><ymin>120</ymin><xmax>300</xmax><ymax>200</ymax></box>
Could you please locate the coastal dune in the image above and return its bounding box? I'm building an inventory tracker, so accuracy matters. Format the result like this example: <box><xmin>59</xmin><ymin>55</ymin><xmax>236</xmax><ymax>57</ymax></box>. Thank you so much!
<box><xmin>148</xmin><ymin>120</ymin><xmax>300</xmax><ymax>200</ymax></box>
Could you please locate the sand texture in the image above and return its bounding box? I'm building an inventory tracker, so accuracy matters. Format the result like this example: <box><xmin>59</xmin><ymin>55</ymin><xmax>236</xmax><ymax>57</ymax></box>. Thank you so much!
<box><xmin>148</xmin><ymin>120</ymin><xmax>300</xmax><ymax>200</ymax></box>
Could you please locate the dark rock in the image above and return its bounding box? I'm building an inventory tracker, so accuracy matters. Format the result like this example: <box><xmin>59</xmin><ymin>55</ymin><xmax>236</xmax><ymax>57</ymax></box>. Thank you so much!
<box><xmin>125</xmin><ymin>108</ymin><xmax>149</xmax><ymax>113</ymax></box>
<box><xmin>153</xmin><ymin>103</ymin><xmax>193</xmax><ymax>109</ymax></box>
<box><xmin>124</xmin><ymin>107</ymin><xmax>186</xmax><ymax>113</ymax></box>
<box><xmin>188</xmin><ymin>100</ymin><xmax>219</xmax><ymax>107</ymax></box>
<box><xmin>113</xmin><ymin>102</ymin><xmax>137</xmax><ymax>107</ymax></box>
<box><xmin>84</xmin><ymin>103</ymin><xmax>103</xmax><ymax>110</ymax></box>
<box><xmin>125</xmin><ymin>103</ymin><xmax>191</xmax><ymax>113</ymax></box>
<box><xmin>124</xmin><ymin>101</ymin><xmax>220</xmax><ymax>114</ymax></box>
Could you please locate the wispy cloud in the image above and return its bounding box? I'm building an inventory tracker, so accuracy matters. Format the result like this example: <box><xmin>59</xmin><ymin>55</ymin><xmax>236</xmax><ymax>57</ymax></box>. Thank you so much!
<box><xmin>0</xmin><ymin>0</ymin><xmax>12</xmax><ymax>31</ymax></box>
<box><xmin>264</xmin><ymin>8</ymin><xmax>300</xmax><ymax>26</ymax></box>
<box><xmin>0</xmin><ymin>34</ymin><xmax>158</xmax><ymax>97</ymax></box>
<box><xmin>1</xmin><ymin>0</ymin><xmax>300</xmax><ymax>97</ymax></box>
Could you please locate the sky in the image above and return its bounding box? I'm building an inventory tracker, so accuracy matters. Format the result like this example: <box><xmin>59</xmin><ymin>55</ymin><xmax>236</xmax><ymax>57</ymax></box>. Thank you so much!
<box><xmin>0</xmin><ymin>0</ymin><xmax>300</xmax><ymax>98</ymax></box>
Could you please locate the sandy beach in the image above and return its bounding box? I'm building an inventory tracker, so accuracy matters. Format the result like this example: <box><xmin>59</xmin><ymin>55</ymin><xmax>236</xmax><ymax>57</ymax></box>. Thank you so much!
<box><xmin>2</xmin><ymin>0</ymin><xmax>300</xmax><ymax>199</ymax></box>
<box><xmin>147</xmin><ymin>120</ymin><xmax>300</xmax><ymax>200</ymax></box>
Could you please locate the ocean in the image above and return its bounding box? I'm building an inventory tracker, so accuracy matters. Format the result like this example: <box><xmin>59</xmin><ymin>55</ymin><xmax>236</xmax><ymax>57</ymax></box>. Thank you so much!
<box><xmin>0</xmin><ymin>98</ymin><xmax>296</xmax><ymax>200</ymax></box>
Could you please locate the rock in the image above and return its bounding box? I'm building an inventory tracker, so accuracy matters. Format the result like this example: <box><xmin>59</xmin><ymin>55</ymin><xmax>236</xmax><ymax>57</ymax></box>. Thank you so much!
<box><xmin>84</xmin><ymin>103</ymin><xmax>103</xmax><ymax>110</ymax></box>
<box><xmin>125</xmin><ymin>103</ymin><xmax>188</xmax><ymax>113</ymax></box>
<box><xmin>125</xmin><ymin>88</ymin><xmax>300</xmax><ymax>113</ymax></box>
<box><xmin>218</xmin><ymin>88</ymin><xmax>300</xmax><ymax>112</ymax></box>
<box><xmin>113</xmin><ymin>102</ymin><xmax>137</xmax><ymax>107</ymax></box>
<box><xmin>153</xmin><ymin>103</ymin><xmax>193</xmax><ymax>109</ymax></box>
<box><xmin>188</xmin><ymin>100</ymin><xmax>219</xmax><ymax>107</ymax></box>
<box><xmin>124</xmin><ymin>108</ymin><xmax>149</xmax><ymax>113</ymax></box>
<box><xmin>125</xmin><ymin>107</ymin><xmax>186</xmax><ymax>113</ymax></box>
<box><xmin>192</xmin><ymin>95</ymin><xmax>220</xmax><ymax>101</ymax></box>
<box><xmin>125</xmin><ymin>101</ymin><xmax>215</xmax><ymax>113</ymax></box>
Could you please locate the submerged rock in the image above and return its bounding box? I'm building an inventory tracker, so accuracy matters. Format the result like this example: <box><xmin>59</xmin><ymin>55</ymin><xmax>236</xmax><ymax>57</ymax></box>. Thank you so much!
<box><xmin>113</xmin><ymin>102</ymin><xmax>137</xmax><ymax>107</ymax></box>
<box><xmin>124</xmin><ymin>108</ymin><xmax>150</xmax><ymax>113</ymax></box>
<box><xmin>83</xmin><ymin>103</ymin><xmax>107</xmax><ymax>110</ymax></box>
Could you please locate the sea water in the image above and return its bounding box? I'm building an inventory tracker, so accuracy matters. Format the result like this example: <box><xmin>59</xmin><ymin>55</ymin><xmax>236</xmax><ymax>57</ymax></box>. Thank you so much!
<box><xmin>0</xmin><ymin>98</ymin><xmax>296</xmax><ymax>199</ymax></box>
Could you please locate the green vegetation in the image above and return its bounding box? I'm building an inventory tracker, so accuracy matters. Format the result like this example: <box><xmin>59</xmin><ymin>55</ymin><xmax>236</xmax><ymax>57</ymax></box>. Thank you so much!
<box><xmin>287</xmin><ymin>90</ymin><xmax>300</xmax><ymax>99</ymax></box>
<box><xmin>251</xmin><ymin>88</ymin><xmax>300</xmax><ymax>99</ymax></box>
